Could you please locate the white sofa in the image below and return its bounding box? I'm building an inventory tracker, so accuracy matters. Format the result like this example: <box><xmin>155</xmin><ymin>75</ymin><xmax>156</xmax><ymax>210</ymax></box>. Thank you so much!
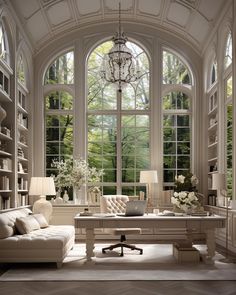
<box><xmin>0</xmin><ymin>207</ymin><xmax>75</xmax><ymax>268</ymax></box>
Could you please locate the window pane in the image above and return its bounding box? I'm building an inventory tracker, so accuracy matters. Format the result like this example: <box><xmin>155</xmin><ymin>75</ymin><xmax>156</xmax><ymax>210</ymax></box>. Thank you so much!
<box><xmin>224</xmin><ymin>33</ymin><xmax>232</xmax><ymax>69</ymax></box>
<box><xmin>163</xmin><ymin>92</ymin><xmax>190</xmax><ymax>110</ymax></box>
<box><xmin>163</xmin><ymin>112</ymin><xmax>191</xmax><ymax>186</ymax></box>
<box><xmin>163</xmin><ymin>51</ymin><xmax>191</xmax><ymax>85</ymax></box>
<box><xmin>17</xmin><ymin>54</ymin><xmax>25</xmax><ymax>85</ymax></box>
<box><xmin>44</xmin><ymin>51</ymin><xmax>74</xmax><ymax>84</ymax></box>
<box><xmin>45</xmin><ymin>91</ymin><xmax>73</xmax><ymax>110</ymax></box>
<box><xmin>226</xmin><ymin>76</ymin><xmax>232</xmax><ymax>99</ymax></box>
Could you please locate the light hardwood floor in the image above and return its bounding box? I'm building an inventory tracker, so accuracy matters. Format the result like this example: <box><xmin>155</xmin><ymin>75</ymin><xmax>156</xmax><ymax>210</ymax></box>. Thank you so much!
<box><xmin>1</xmin><ymin>281</ymin><xmax>236</xmax><ymax>295</ymax></box>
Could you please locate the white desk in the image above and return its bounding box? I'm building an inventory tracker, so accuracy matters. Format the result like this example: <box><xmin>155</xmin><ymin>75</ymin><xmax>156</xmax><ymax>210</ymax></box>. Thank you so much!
<box><xmin>74</xmin><ymin>214</ymin><xmax>225</xmax><ymax>263</ymax></box>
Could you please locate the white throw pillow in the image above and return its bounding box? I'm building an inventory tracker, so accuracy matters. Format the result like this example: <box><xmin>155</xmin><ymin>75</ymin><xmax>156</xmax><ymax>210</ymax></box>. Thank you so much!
<box><xmin>33</xmin><ymin>214</ymin><xmax>49</xmax><ymax>228</ymax></box>
<box><xmin>15</xmin><ymin>215</ymin><xmax>40</xmax><ymax>234</ymax></box>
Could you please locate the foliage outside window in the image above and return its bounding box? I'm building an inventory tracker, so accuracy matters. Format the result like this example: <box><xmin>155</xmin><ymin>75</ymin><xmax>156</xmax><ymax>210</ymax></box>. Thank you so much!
<box><xmin>162</xmin><ymin>50</ymin><xmax>192</xmax><ymax>190</ymax></box>
<box><xmin>87</xmin><ymin>41</ymin><xmax>150</xmax><ymax>195</ymax></box>
<box><xmin>44</xmin><ymin>51</ymin><xmax>74</xmax><ymax>85</ymax></box>
<box><xmin>163</xmin><ymin>51</ymin><xmax>191</xmax><ymax>85</ymax></box>
<box><xmin>44</xmin><ymin>51</ymin><xmax>74</xmax><ymax>199</ymax></box>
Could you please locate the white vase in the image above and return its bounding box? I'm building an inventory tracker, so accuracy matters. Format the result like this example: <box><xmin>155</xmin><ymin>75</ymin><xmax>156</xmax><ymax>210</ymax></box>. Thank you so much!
<box><xmin>74</xmin><ymin>188</ymin><xmax>86</xmax><ymax>205</ymax></box>
<box><xmin>54</xmin><ymin>191</ymin><xmax>63</xmax><ymax>204</ymax></box>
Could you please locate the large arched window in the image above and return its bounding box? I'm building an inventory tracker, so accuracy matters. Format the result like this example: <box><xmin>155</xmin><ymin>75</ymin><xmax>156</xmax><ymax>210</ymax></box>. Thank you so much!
<box><xmin>44</xmin><ymin>51</ymin><xmax>74</xmax><ymax>198</ymax></box>
<box><xmin>87</xmin><ymin>40</ymin><xmax>150</xmax><ymax>195</ymax></box>
<box><xmin>162</xmin><ymin>50</ymin><xmax>193</xmax><ymax>189</ymax></box>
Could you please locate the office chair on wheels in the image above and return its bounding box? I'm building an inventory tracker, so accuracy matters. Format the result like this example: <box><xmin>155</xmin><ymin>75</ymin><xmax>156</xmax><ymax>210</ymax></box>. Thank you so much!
<box><xmin>101</xmin><ymin>195</ymin><xmax>143</xmax><ymax>256</ymax></box>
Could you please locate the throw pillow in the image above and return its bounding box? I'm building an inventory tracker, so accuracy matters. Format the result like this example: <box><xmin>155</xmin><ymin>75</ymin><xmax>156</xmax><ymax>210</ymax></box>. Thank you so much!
<box><xmin>15</xmin><ymin>215</ymin><xmax>40</xmax><ymax>234</ymax></box>
<box><xmin>33</xmin><ymin>213</ymin><xmax>49</xmax><ymax>228</ymax></box>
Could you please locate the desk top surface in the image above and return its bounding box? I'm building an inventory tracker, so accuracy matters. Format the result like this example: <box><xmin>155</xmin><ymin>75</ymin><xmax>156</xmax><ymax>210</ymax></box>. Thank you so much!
<box><xmin>74</xmin><ymin>213</ymin><xmax>225</xmax><ymax>221</ymax></box>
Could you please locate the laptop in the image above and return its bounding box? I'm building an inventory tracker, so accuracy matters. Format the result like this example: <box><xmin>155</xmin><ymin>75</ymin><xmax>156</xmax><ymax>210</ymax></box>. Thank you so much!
<box><xmin>117</xmin><ymin>200</ymin><xmax>147</xmax><ymax>216</ymax></box>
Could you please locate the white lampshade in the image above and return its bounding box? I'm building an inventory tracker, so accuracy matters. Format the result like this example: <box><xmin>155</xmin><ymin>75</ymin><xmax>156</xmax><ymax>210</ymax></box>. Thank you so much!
<box><xmin>212</xmin><ymin>173</ymin><xmax>226</xmax><ymax>190</ymax></box>
<box><xmin>29</xmin><ymin>177</ymin><xmax>56</xmax><ymax>196</ymax></box>
<box><xmin>29</xmin><ymin>177</ymin><xmax>56</xmax><ymax>223</ymax></box>
<box><xmin>140</xmin><ymin>170</ymin><xmax>158</xmax><ymax>184</ymax></box>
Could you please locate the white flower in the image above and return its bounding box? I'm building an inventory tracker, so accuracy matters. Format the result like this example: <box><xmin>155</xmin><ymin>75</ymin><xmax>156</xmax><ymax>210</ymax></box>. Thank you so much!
<box><xmin>175</xmin><ymin>175</ymin><xmax>185</xmax><ymax>183</ymax></box>
<box><xmin>51</xmin><ymin>157</ymin><xmax>104</xmax><ymax>191</ymax></box>
<box><xmin>179</xmin><ymin>191</ymin><xmax>187</xmax><ymax>200</ymax></box>
<box><xmin>171</xmin><ymin>190</ymin><xmax>200</xmax><ymax>212</ymax></box>
<box><xmin>191</xmin><ymin>175</ymin><xmax>199</xmax><ymax>186</ymax></box>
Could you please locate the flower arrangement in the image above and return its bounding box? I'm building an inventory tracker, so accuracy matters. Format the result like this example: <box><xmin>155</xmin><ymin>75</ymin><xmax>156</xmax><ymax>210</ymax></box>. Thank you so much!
<box><xmin>171</xmin><ymin>172</ymin><xmax>200</xmax><ymax>212</ymax></box>
<box><xmin>51</xmin><ymin>157</ymin><xmax>104</xmax><ymax>192</ymax></box>
<box><xmin>174</xmin><ymin>172</ymin><xmax>198</xmax><ymax>193</ymax></box>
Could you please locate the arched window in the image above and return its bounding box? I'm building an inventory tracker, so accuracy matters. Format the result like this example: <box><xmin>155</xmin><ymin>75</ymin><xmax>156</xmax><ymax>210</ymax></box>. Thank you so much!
<box><xmin>44</xmin><ymin>51</ymin><xmax>74</xmax><ymax>85</ymax></box>
<box><xmin>163</xmin><ymin>50</ymin><xmax>192</xmax><ymax>85</ymax></box>
<box><xmin>162</xmin><ymin>50</ymin><xmax>193</xmax><ymax>189</ymax></box>
<box><xmin>0</xmin><ymin>20</ymin><xmax>9</xmax><ymax>64</ymax></box>
<box><xmin>17</xmin><ymin>54</ymin><xmax>26</xmax><ymax>85</ymax></box>
<box><xmin>44</xmin><ymin>51</ymin><xmax>74</xmax><ymax>199</ymax></box>
<box><xmin>224</xmin><ymin>32</ymin><xmax>232</xmax><ymax>69</ymax></box>
<box><xmin>87</xmin><ymin>40</ymin><xmax>150</xmax><ymax>195</ymax></box>
<box><xmin>210</xmin><ymin>61</ymin><xmax>217</xmax><ymax>85</ymax></box>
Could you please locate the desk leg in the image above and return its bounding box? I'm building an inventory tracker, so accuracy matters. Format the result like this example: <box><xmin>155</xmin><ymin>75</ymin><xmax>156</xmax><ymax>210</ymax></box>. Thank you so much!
<box><xmin>85</xmin><ymin>228</ymin><xmax>95</xmax><ymax>263</ymax></box>
<box><xmin>204</xmin><ymin>229</ymin><xmax>215</xmax><ymax>264</ymax></box>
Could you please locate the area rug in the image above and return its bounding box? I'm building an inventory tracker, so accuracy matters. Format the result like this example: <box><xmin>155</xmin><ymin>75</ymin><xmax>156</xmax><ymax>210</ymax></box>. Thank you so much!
<box><xmin>1</xmin><ymin>243</ymin><xmax>236</xmax><ymax>281</ymax></box>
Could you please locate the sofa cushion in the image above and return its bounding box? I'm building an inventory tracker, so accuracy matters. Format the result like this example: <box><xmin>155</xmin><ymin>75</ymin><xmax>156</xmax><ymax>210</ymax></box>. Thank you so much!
<box><xmin>0</xmin><ymin>208</ymin><xmax>32</xmax><ymax>239</ymax></box>
<box><xmin>33</xmin><ymin>214</ymin><xmax>48</xmax><ymax>228</ymax></box>
<box><xmin>0</xmin><ymin>225</ymin><xmax>75</xmax><ymax>250</ymax></box>
<box><xmin>15</xmin><ymin>215</ymin><xmax>41</xmax><ymax>234</ymax></box>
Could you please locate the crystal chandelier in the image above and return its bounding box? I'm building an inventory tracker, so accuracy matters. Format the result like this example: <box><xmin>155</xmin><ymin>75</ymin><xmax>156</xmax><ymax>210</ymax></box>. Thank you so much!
<box><xmin>100</xmin><ymin>2</ymin><xmax>140</xmax><ymax>93</ymax></box>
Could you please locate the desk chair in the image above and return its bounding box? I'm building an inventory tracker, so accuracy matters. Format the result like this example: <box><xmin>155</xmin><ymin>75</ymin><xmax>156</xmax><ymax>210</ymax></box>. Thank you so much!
<box><xmin>101</xmin><ymin>195</ymin><xmax>143</xmax><ymax>256</ymax></box>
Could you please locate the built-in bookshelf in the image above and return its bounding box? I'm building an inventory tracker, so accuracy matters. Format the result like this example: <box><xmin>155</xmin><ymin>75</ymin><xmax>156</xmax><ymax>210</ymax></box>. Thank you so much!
<box><xmin>17</xmin><ymin>83</ymin><xmax>29</xmax><ymax>209</ymax></box>
<box><xmin>207</xmin><ymin>88</ymin><xmax>218</xmax><ymax>203</ymax></box>
<box><xmin>0</xmin><ymin>59</ymin><xmax>14</xmax><ymax>210</ymax></box>
<box><xmin>0</xmin><ymin>57</ymin><xmax>31</xmax><ymax>211</ymax></box>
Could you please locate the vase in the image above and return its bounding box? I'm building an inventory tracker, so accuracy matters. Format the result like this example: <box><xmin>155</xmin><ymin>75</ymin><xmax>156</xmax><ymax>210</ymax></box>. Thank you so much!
<box><xmin>54</xmin><ymin>191</ymin><xmax>63</xmax><ymax>204</ymax></box>
<box><xmin>74</xmin><ymin>188</ymin><xmax>86</xmax><ymax>205</ymax></box>
<box><xmin>0</xmin><ymin>104</ymin><xmax>6</xmax><ymax>127</ymax></box>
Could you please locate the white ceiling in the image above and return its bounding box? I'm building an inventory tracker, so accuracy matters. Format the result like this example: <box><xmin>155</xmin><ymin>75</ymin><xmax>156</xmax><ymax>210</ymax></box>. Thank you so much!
<box><xmin>8</xmin><ymin>0</ymin><xmax>228</xmax><ymax>54</ymax></box>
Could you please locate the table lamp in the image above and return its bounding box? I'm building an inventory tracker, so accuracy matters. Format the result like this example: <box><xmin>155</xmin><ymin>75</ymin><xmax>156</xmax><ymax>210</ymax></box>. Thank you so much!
<box><xmin>29</xmin><ymin>177</ymin><xmax>56</xmax><ymax>222</ymax></box>
<box><xmin>212</xmin><ymin>173</ymin><xmax>233</xmax><ymax>263</ymax></box>
<box><xmin>140</xmin><ymin>170</ymin><xmax>158</xmax><ymax>213</ymax></box>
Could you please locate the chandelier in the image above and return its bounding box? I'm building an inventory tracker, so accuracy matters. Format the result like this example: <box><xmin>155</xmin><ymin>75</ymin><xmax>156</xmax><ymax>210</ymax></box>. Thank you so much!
<box><xmin>100</xmin><ymin>2</ymin><xmax>140</xmax><ymax>93</ymax></box>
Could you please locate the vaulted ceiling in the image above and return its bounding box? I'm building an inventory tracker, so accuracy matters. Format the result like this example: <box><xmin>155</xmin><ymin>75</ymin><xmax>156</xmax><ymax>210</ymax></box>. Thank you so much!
<box><xmin>8</xmin><ymin>0</ymin><xmax>228</xmax><ymax>55</ymax></box>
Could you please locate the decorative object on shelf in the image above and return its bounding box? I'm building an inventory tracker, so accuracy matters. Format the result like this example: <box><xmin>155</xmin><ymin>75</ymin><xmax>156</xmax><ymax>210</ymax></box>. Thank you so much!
<box><xmin>29</xmin><ymin>177</ymin><xmax>56</xmax><ymax>222</ymax></box>
<box><xmin>140</xmin><ymin>170</ymin><xmax>158</xmax><ymax>213</ymax></box>
<box><xmin>63</xmin><ymin>190</ymin><xmax>69</xmax><ymax>203</ymax></box>
<box><xmin>100</xmin><ymin>2</ymin><xmax>141</xmax><ymax>94</ymax></box>
<box><xmin>51</xmin><ymin>157</ymin><xmax>104</xmax><ymax>205</ymax></box>
<box><xmin>0</xmin><ymin>104</ymin><xmax>6</xmax><ymax>128</ymax></box>
<box><xmin>87</xmin><ymin>186</ymin><xmax>101</xmax><ymax>205</ymax></box>
<box><xmin>212</xmin><ymin>173</ymin><xmax>235</xmax><ymax>263</ymax></box>
<box><xmin>54</xmin><ymin>190</ymin><xmax>63</xmax><ymax>204</ymax></box>
<box><xmin>171</xmin><ymin>172</ymin><xmax>200</xmax><ymax>213</ymax></box>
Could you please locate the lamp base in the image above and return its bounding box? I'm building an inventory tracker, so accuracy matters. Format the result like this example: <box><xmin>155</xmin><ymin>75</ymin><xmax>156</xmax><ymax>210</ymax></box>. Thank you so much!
<box><xmin>33</xmin><ymin>195</ymin><xmax>53</xmax><ymax>223</ymax></box>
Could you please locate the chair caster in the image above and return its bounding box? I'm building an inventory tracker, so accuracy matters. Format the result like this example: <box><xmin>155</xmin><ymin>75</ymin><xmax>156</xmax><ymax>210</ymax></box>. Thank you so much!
<box><xmin>140</xmin><ymin>250</ymin><xmax>143</xmax><ymax>255</ymax></box>
<box><xmin>102</xmin><ymin>249</ymin><xmax>106</xmax><ymax>254</ymax></box>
